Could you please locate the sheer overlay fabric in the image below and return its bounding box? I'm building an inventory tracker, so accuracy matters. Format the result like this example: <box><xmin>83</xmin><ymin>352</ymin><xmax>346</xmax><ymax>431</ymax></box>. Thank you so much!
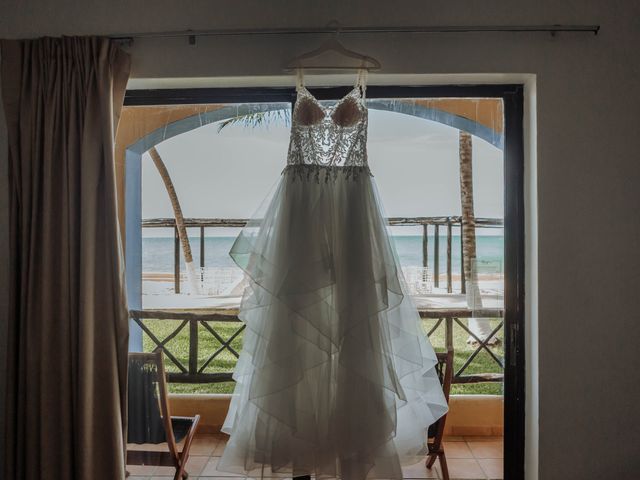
<box><xmin>218</xmin><ymin>71</ymin><xmax>448</xmax><ymax>480</ymax></box>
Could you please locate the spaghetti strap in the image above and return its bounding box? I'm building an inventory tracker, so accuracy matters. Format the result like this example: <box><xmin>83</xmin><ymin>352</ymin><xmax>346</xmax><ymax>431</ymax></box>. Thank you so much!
<box><xmin>295</xmin><ymin>68</ymin><xmax>305</xmax><ymax>91</ymax></box>
<box><xmin>355</xmin><ymin>68</ymin><xmax>368</xmax><ymax>100</ymax></box>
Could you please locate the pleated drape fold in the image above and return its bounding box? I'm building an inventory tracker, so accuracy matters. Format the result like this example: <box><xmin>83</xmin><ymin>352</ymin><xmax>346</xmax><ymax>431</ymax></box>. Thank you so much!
<box><xmin>1</xmin><ymin>36</ymin><xmax>131</xmax><ymax>480</ymax></box>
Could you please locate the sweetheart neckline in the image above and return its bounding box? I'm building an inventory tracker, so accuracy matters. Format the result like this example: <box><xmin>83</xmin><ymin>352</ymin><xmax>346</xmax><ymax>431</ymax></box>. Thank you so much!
<box><xmin>296</xmin><ymin>84</ymin><xmax>364</xmax><ymax>113</ymax></box>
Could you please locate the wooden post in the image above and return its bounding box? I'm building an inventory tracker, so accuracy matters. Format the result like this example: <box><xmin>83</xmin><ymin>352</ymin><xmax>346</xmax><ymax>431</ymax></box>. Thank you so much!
<box><xmin>434</xmin><ymin>224</ymin><xmax>440</xmax><ymax>288</ymax></box>
<box><xmin>200</xmin><ymin>225</ymin><xmax>205</xmax><ymax>281</ymax></box>
<box><xmin>174</xmin><ymin>226</ymin><xmax>181</xmax><ymax>294</ymax></box>
<box><xmin>422</xmin><ymin>224</ymin><xmax>429</xmax><ymax>270</ymax></box>
<box><xmin>189</xmin><ymin>318</ymin><xmax>198</xmax><ymax>375</ymax></box>
<box><xmin>447</xmin><ymin>221</ymin><xmax>453</xmax><ymax>293</ymax></box>
<box><xmin>460</xmin><ymin>222</ymin><xmax>466</xmax><ymax>294</ymax></box>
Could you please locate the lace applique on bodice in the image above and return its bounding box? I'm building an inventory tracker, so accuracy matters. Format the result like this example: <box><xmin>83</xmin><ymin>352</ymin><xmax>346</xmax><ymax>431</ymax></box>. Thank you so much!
<box><xmin>286</xmin><ymin>70</ymin><xmax>369</xmax><ymax>179</ymax></box>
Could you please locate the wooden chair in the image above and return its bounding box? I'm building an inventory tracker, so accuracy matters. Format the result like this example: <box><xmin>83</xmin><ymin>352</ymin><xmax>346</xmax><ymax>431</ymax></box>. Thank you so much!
<box><xmin>425</xmin><ymin>349</ymin><xmax>454</xmax><ymax>480</ymax></box>
<box><xmin>126</xmin><ymin>349</ymin><xmax>200</xmax><ymax>480</ymax></box>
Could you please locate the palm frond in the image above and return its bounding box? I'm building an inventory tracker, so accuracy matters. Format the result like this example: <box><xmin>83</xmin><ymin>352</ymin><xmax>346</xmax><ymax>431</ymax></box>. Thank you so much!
<box><xmin>217</xmin><ymin>109</ymin><xmax>291</xmax><ymax>132</ymax></box>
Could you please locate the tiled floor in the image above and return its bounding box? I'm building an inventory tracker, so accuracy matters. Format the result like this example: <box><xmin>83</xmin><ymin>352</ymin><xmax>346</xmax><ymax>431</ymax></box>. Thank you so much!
<box><xmin>127</xmin><ymin>434</ymin><xmax>503</xmax><ymax>479</ymax></box>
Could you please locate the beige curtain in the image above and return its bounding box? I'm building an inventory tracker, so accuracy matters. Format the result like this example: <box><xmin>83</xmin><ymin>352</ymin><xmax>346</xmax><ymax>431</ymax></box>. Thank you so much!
<box><xmin>1</xmin><ymin>37</ymin><xmax>130</xmax><ymax>480</ymax></box>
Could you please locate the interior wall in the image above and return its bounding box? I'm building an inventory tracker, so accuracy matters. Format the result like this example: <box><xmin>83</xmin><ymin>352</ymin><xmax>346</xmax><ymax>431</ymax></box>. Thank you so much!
<box><xmin>0</xmin><ymin>68</ymin><xmax>8</xmax><ymax>478</ymax></box>
<box><xmin>2</xmin><ymin>2</ymin><xmax>640</xmax><ymax>479</ymax></box>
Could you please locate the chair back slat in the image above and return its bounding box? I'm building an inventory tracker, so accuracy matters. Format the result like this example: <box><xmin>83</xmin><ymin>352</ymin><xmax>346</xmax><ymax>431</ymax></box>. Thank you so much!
<box><xmin>127</xmin><ymin>349</ymin><xmax>201</xmax><ymax>479</ymax></box>
<box><xmin>153</xmin><ymin>350</ymin><xmax>180</xmax><ymax>459</ymax></box>
<box><xmin>428</xmin><ymin>350</ymin><xmax>453</xmax><ymax>447</ymax></box>
<box><xmin>127</xmin><ymin>349</ymin><xmax>176</xmax><ymax>456</ymax></box>
<box><xmin>127</xmin><ymin>352</ymin><xmax>166</xmax><ymax>444</ymax></box>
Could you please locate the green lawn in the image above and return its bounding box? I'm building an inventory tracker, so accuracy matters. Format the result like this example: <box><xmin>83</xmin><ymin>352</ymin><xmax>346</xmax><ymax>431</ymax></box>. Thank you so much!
<box><xmin>142</xmin><ymin>318</ymin><xmax>504</xmax><ymax>396</ymax></box>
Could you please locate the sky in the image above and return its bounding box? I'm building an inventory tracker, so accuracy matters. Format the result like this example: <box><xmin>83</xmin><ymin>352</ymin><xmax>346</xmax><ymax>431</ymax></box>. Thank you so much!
<box><xmin>141</xmin><ymin>106</ymin><xmax>504</xmax><ymax>237</ymax></box>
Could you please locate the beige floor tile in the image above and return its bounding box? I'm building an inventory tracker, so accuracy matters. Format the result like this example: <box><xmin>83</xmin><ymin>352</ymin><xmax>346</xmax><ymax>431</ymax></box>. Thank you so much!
<box><xmin>212</xmin><ymin>438</ymin><xmax>228</xmax><ymax>456</ymax></box>
<box><xmin>190</xmin><ymin>434</ymin><xmax>220</xmax><ymax>456</ymax></box>
<box><xmin>246</xmin><ymin>476</ymin><xmax>293</xmax><ymax>480</ymax></box>
<box><xmin>129</xmin><ymin>435</ymin><xmax>503</xmax><ymax>480</ymax></box>
<box><xmin>463</xmin><ymin>436</ymin><xmax>503</xmax><ymax>442</ymax></box>
<box><xmin>443</xmin><ymin>441</ymin><xmax>474</xmax><ymax>459</ymax></box>
<box><xmin>478</xmin><ymin>458</ymin><xmax>503</xmax><ymax>479</ymax></box>
<box><xmin>467</xmin><ymin>441</ymin><xmax>503</xmax><ymax>459</ymax></box>
<box><xmin>126</xmin><ymin>464</ymin><xmax>157</xmax><ymax>476</ymax></box>
<box><xmin>186</xmin><ymin>454</ymin><xmax>211</xmax><ymax>475</ymax></box>
<box><xmin>151</xmin><ymin>454</ymin><xmax>209</xmax><ymax>476</ymax></box>
<box><xmin>446</xmin><ymin>458</ymin><xmax>487</xmax><ymax>479</ymax></box>
<box><xmin>401</xmin><ymin>458</ymin><xmax>440</xmax><ymax>478</ymax></box>
<box><xmin>127</xmin><ymin>442</ymin><xmax>166</xmax><ymax>452</ymax></box>
<box><xmin>202</xmin><ymin>456</ymin><xmax>245</xmax><ymax>477</ymax></box>
<box><xmin>150</xmin><ymin>467</ymin><xmax>175</xmax><ymax>477</ymax></box>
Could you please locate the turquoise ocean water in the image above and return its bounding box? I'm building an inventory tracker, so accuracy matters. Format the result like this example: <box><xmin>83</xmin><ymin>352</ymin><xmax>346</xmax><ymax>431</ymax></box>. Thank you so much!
<box><xmin>143</xmin><ymin>235</ymin><xmax>504</xmax><ymax>274</ymax></box>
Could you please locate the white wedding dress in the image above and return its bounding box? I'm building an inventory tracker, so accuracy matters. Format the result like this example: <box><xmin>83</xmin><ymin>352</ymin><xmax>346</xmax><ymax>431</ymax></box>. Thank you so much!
<box><xmin>218</xmin><ymin>71</ymin><xmax>448</xmax><ymax>480</ymax></box>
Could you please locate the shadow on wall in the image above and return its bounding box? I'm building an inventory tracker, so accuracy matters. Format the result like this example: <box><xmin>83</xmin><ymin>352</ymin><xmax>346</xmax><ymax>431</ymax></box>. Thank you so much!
<box><xmin>0</xmin><ymin>73</ymin><xmax>10</xmax><ymax>475</ymax></box>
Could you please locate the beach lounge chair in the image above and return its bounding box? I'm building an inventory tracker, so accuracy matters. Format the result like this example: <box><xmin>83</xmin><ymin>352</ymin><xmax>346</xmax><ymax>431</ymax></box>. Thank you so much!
<box><xmin>126</xmin><ymin>349</ymin><xmax>200</xmax><ymax>479</ymax></box>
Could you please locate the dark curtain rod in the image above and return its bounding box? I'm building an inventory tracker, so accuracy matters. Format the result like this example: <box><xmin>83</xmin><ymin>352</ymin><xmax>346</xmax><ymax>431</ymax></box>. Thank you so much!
<box><xmin>112</xmin><ymin>24</ymin><xmax>600</xmax><ymax>44</ymax></box>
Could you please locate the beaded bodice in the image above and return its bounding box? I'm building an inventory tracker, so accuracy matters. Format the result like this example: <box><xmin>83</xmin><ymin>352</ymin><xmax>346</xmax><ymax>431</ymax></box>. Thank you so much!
<box><xmin>286</xmin><ymin>71</ymin><xmax>368</xmax><ymax>171</ymax></box>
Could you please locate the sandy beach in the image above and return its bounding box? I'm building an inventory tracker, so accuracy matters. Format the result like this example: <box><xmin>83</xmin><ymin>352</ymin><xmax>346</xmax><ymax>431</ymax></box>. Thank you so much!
<box><xmin>141</xmin><ymin>268</ymin><xmax>504</xmax><ymax>311</ymax></box>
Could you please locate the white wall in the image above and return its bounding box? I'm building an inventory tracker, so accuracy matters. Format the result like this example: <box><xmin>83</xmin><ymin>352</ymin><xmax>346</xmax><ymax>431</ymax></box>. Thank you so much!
<box><xmin>2</xmin><ymin>1</ymin><xmax>640</xmax><ymax>479</ymax></box>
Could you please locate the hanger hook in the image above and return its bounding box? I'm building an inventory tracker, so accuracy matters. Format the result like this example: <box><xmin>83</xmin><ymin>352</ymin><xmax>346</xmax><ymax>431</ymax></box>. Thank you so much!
<box><xmin>326</xmin><ymin>20</ymin><xmax>342</xmax><ymax>37</ymax></box>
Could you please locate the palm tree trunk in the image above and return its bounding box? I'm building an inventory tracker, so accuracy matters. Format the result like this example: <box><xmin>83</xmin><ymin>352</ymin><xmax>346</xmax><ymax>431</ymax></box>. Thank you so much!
<box><xmin>149</xmin><ymin>147</ymin><xmax>202</xmax><ymax>295</ymax></box>
<box><xmin>459</xmin><ymin>132</ymin><xmax>493</xmax><ymax>343</ymax></box>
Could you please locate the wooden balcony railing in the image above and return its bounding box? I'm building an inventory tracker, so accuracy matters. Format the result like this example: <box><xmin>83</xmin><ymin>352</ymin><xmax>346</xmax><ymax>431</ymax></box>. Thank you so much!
<box><xmin>130</xmin><ymin>307</ymin><xmax>504</xmax><ymax>386</ymax></box>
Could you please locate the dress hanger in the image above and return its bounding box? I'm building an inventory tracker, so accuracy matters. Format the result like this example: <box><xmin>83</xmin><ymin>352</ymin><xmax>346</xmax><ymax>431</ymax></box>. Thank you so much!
<box><xmin>284</xmin><ymin>21</ymin><xmax>382</xmax><ymax>72</ymax></box>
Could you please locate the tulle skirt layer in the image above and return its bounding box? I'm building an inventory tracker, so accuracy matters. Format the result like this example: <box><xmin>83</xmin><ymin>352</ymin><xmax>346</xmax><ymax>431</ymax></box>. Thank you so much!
<box><xmin>218</xmin><ymin>165</ymin><xmax>448</xmax><ymax>480</ymax></box>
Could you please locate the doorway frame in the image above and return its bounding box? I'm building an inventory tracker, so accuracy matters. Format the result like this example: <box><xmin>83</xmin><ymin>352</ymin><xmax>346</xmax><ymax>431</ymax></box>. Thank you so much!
<box><xmin>124</xmin><ymin>83</ymin><xmax>526</xmax><ymax>480</ymax></box>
